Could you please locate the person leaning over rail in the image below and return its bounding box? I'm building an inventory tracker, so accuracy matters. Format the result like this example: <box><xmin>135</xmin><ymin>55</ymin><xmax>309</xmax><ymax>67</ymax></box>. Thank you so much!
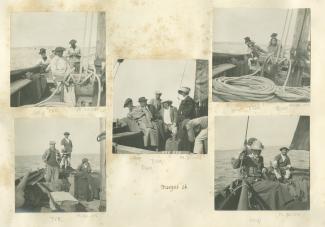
<box><xmin>186</xmin><ymin>116</ymin><xmax>208</xmax><ymax>154</ymax></box>
<box><xmin>231</xmin><ymin>139</ymin><xmax>294</xmax><ymax>210</ymax></box>
<box><xmin>42</xmin><ymin>141</ymin><xmax>61</xmax><ymax>183</ymax></box>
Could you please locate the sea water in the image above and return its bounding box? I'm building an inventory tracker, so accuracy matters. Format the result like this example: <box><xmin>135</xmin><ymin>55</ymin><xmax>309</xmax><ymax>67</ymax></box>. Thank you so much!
<box><xmin>214</xmin><ymin>146</ymin><xmax>309</xmax><ymax>193</ymax></box>
<box><xmin>15</xmin><ymin>153</ymin><xmax>100</xmax><ymax>179</ymax></box>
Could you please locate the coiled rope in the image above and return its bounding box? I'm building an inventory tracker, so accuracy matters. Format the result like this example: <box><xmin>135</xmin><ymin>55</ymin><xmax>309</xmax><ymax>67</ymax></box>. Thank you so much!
<box><xmin>212</xmin><ymin>75</ymin><xmax>276</xmax><ymax>101</ymax></box>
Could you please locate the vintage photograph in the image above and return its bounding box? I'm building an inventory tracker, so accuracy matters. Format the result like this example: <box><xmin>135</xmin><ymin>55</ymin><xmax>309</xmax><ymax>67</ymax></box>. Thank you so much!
<box><xmin>112</xmin><ymin>59</ymin><xmax>208</xmax><ymax>154</ymax></box>
<box><xmin>10</xmin><ymin>12</ymin><xmax>106</xmax><ymax>107</ymax></box>
<box><xmin>212</xmin><ymin>8</ymin><xmax>311</xmax><ymax>102</ymax></box>
<box><xmin>214</xmin><ymin>116</ymin><xmax>310</xmax><ymax>210</ymax></box>
<box><xmin>15</xmin><ymin>118</ymin><xmax>106</xmax><ymax>212</ymax></box>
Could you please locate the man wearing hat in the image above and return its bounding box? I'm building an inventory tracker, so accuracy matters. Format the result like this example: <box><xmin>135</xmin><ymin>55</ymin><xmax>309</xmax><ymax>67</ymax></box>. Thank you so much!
<box><xmin>67</xmin><ymin>39</ymin><xmax>81</xmax><ymax>73</ymax></box>
<box><xmin>138</xmin><ymin>97</ymin><xmax>163</xmax><ymax>150</ymax></box>
<box><xmin>177</xmin><ymin>87</ymin><xmax>196</xmax><ymax>151</ymax></box>
<box><xmin>60</xmin><ymin>132</ymin><xmax>73</xmax><ymax>169</ymax></box>
<box><xmin>160</xmin><ymin>99</ymin><xmax>178</xmax><ymax>138</ymax></box>
<box><xmin>36</xmin><ymin>48</ymin><xmax>50</xmax><ymax>70</ymax></box>
<box><xmin>272</xmin><ymin>147</ymin><xmax>292</xmax><ymax>180</ymax></box>
<box><xmin>267</xmin><ymin>33</ymin><xmax>282</xmax><ymax>56</ymax></box>
<box><xmin>42</xmin><ymin>141</ymin><xmax>61</xmax><ymax>183</ymax></box>
<box><xmin>149</xmin><ymin>90</ymin><xmax>163</xmax><ymax>111</ymax></box>
<box><xmin>232</xmin><ymin>139</ymin><xmax>293</xmax><ymax>210</ymax></box>
<box><xmin>47</xmin><ymin>46</ymin><xmax>71</xmax><ymax>81</ymax></box>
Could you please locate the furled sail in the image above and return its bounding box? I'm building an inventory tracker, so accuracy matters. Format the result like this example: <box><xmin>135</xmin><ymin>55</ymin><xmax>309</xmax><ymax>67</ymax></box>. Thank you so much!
<box><xmin>290</xmin><ymin>116</ymin><xmax>310</xmax><ymax>151</ymax></box>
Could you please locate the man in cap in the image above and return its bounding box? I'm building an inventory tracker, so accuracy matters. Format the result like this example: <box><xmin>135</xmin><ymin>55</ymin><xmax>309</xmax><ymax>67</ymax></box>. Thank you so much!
<box><xmin>42</xmin><ymin>141</ymin><xmax>61</xmax><ymax>183</ymax></box>
<box><xmin>138</xmin><ymin>97</ymin><xmax>164</xmax><ymax>150</ymax></box>
<box><xmin>186</xmin><ymin>116</ymin><xmax>208</xmax><ymax>154</ymax></box>
<box><xmin>177</xmin><ymin>87</ymin><xmax>196</xmax><ymax>151</ymax></box>
<box><xmin>60</xmin><ymin>132</ymin><xmax>73</xmax><ymax>169</ymax></box>
<box><xmin>232</xmin><ymin>139</ymin><xmax>294</xmax><ymax>210</ymax></box>
<box><xmin>36</xmin><ymin>48</ymin><xmax>50</xmax><ymax>70</ymax></box>
<box><xmin>244</xmin><ymin>37</ymin><xmax>267</xmax><ymax>58</ymax></box>
<box><xmin>67</xmin><ymin>39</ymin><xmax>81</xmax><ymax>72</ymax></box>
<box><xmin>272</xmin><ymin>147</ymin><xmax>292</xmax><ymax>180</ymax></box>
<box><xmin>149</xmin><ymin>90</ymin><xmax>163</xmax><ymax>112</ymax></box>
<box><xmin>160</xmin><ymin>99</ymin><xmax>178</xmax><ymax>138</ymax></box>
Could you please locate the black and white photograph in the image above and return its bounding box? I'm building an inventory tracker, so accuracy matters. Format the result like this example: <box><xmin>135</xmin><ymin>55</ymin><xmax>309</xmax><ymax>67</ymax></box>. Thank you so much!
<box><xmin>112</xmin><ymin>59</ymin><xmax>208</xmax><ymax>154</ymax></box>
<box><xmin>212</xmin><ymin>8</ymin><xmax>311</xmax><ymax>102</ymax></box>
<box><xmin>10</xmin><ymin>12</ymin><xmax>106</xmax><ymax>107</ymax></box>
<box><xmin>214</xmin><ymin>116</ymin><xmax>310</xmax><ymax>210</ymax></box>
<box><xmin>15</xmin><ymin>118</ymin><xmax>106</xmax><ymax>212</ymax></box>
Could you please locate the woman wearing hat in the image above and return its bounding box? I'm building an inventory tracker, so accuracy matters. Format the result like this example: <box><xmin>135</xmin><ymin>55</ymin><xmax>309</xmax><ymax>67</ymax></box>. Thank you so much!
<box><xmin>272</xmin><ymin>147</ymin><xmax>292</xmax><ymax>180</ymax></box>
<box><xmin>267</xmin><ymin>33</ymin><xmax>282</xmax><ymax>56</ymax></box>
<box><xmin>67</xmin><ymin>39</ymin><xmax>81</xmax><ymax>73</ymax></box>
<box><xmin>232</xmin><ymin>139</ymin><xmax>294</xmax><ymax>210</ymax></box>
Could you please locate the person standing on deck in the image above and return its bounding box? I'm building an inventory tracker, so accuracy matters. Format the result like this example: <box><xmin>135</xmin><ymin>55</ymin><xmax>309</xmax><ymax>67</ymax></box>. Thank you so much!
<box><xmin>177</xmin><ymin>87</ymin><xmax>196</xmax><ymax>151</ymax></box>
<box><xmin>36</xmin><ymin>48</ymin><xmax>50</xmax><ymax>72</ymax></box>
<box><xmin>42</xmin><ymin>141</ymin><xmax>61</xmax><ymax>183</ymax></box>
<box><xmin>186</xmin><ymin>116</ymin><xmax>208</xmax><ymax>154</ymax></box>
<box><xmin>160</xmin><ymin>100</ymin><xmax>178</xmax><ymax>139</ymax></box>
<box><xmin>47</xmin><ymin>47</ymin><xmax>75</xmax><ymax>105</ymax></box>
<box><xmin>149</xmin><ymin>90</ymin><xmax>163</xmax><ymax>111</ymax></box>
<box><xmin>231</xmin><ymin>139</ymin><xmax>294</xmax><ymax>210</ymax></box>
<box><xmin>60</xmin><ymin>132</ymin><xmax>73</xmax><ymax>169</ymax></box>
<box><xmin>138</xmin><ymin>97</ymin><xmax>165</xmax><ymax>150</ymax></box>
<box><xmin>124</xmin><ymin>98</ymin><xmax>158</xmax><ymax>150</ymax></box>
<box><xmin>67</xmin><ymin>39</ymin><xmax>81</xmax><ymax>73</ymax></box>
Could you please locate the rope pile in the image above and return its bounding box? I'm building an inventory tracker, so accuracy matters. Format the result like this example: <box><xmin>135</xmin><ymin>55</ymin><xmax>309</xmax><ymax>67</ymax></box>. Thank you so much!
<box><xmin>275</xmin><ymin>86</ymin><xmax>310</xmax><ymax>102</ymax></box>
<box><xmin>213</xmin><ymin>75</ymin><xmax>276</xmax><ymax>101</ymax></box>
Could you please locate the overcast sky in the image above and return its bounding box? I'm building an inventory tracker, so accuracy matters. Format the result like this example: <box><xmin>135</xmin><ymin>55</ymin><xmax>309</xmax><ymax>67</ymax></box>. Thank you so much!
<box><xmin>15</xmin><ymin>118</ymin><xmax>102</xmax><ymax>156</ymax></box>
<box><xmin>11</xmin><ymin>12</ymin><xmax>98</xmax><ymax>48</ymax></box>
<box><xmin>113</xmin><ymin>59</ymin><xmax>196</xmax><ymax>119</ymax></box>
<box><xmin>213</xmin><ymin>8</ymin><xmax>298</xmax><ymax>46</ymax></box>
<box><xmin>214</xmin><ymin>116</ymin><xmax>300</xmax><ymax>150</ymax></box>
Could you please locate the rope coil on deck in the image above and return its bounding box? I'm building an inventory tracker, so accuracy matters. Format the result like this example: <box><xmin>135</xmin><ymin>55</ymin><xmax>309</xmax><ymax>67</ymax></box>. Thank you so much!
<box><xmin>212</xmin><ymin>75</ymin><xmax>276</xmax><ymax>101</ymax></box>
<box><xmin>275</xmin><ymin>86</ymin><xmax>310</xmax><ymax>102</ymax></box>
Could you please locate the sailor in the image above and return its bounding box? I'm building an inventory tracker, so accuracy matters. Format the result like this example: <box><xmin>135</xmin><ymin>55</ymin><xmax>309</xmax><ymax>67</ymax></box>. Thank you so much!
<box><xmin>77</xmin><ymin>158</ymin><xmax>93</xmax><ymax>201</ymax></box>
<box><xmin>272</xmin><ymin>147</ymin><xmax>292</xmax><ymax>180</ymax></box>
<box><xmin>149</xmin><ymin>90</ymin><xmax>163</xmax><ymax>111</ymax></box>
<box><xmin>36</xmin><ymin>48</ymin><xmax>50</xmax><ymax>71</ymax></box>
<box><xmin>267</xmin><ymin>33</ymin><xmax>282</xmax><ymax>56</ymax></box>
<box><xmin>138</xmin><ymin>97</ymin><xmax>164</xmax><ymax>150</ymax></box>
<box><xmin>42</xmin><ymin>141</ymin><xmax>61</xmax><ymax>183</ymax></box>
<box><xmin>186</xmin><ymin>116</ymin><xmax>208</xmax><ymax>154</ymax></box>
<box><xmin>67</xmin><ymin>39</ymin><xmax>81</xmax><ymax>73</ymax></box>
<box><xmin>232</xmin><ymin>139</ymin><xmax>294</xmax><ymax>210</ymax></box>
<box><xmin>244</xmin><ymin>36</ymin><xmax>267</xmax><ymax>58</ymax></box>
<box><xmin>60</xmin><ymin>132</ymin><xmax>73</xmax><ymax>169</ymax></box>
<box><xmin>177</xmin><ymin>87</ymin><xmax>196</xmax><ymax>151</ymax></box>
<box><xmin>160</xmin><ymin>99</ymin><xmax>178</xmax><ymax>138</ymax></box>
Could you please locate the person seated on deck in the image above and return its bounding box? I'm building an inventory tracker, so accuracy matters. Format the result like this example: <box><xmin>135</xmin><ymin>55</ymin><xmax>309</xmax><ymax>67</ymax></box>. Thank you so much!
<box><xmin>124</xmin><ymin>98</ymin><xmax>158</xmax><ymax>150</ymax></box>
<box><xmin>267</xmin><ymin>33</ymin><xmax>282</xmax><ymax>57</ymax></box>
<box><xmin>138</xmin><ymin>97</ymin><xmax>164</xmax><ymax>151</ymax></box>
<box><xmin>36</xmin><ymin>48</ymin><xmax>50</xmax><ymax>72</ymax></box>
<box><xmin>177</xmin><ymin>87</ymin><xmax>196</xmax><ymax>151</ymax></box>
<box><xmin>160</xmin><ymin>99</ymin><xmax>178</xmax><ymax>139</ymax></box>
<box><xmin>231</xmin><ymin>139</ymin><xmax>294</xmax><ymax>210</ymax></box>
<box><xmin>66</xmin><ymin>39</ymin><xmax>81</xmax><ymax>73</ymax></box>
<box><xmin>186</xmin><ymin>116</ymin><xmax>208</xmax><ymax>154</ymax></box>
<box><xmin>272</xmin><ymin>147</ymin><xmax>292</xmax><ymax>181</ymax></box>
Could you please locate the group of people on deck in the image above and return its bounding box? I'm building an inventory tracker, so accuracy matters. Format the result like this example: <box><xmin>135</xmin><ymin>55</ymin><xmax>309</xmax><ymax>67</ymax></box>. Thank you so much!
<box><xmin>231</xmin><ymin>138</ymin><xmax>300</xmax><ymax>210</ymax></box>
<box><xmin>122</xmin><ymin>87</ymin><xmax>208</xmax><ymax>153</ymax></box>
<box><xmin>35</xmin><ymin>40</ymin><xmax>82</xmax><ymax>105</ymax></box>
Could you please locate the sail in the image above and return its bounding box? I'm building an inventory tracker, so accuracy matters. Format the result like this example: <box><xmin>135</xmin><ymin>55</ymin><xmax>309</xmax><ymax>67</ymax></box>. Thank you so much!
<box><xmin>194</xmin><ymin>59</ymin><xmax>208</xmax><ymax>115</ymax></box>
<box><xmin>290</xmin><ymin>116</ymin><xmax>310</xmax><ymax>151</ymax></box>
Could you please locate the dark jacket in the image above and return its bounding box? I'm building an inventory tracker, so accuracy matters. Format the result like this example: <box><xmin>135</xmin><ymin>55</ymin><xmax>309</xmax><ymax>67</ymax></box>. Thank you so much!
<box><xmin>274</xmin><ymin>154</ymin><xmax>291</xmax><ymax>169</ymax></box>
<box><xmin>61</xmin><ymin>138</ymin><xmax>73</xmax><ymax>153</ymax></box>
<box><xmin>232</xmin><ymin>153</ymin><xmax>265</xmax><ymax>179</ymax></box>
<box><xmin>178</xmin><ymin>96</ymin><xmax>196</xmax><ymax>122</ymax></box>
